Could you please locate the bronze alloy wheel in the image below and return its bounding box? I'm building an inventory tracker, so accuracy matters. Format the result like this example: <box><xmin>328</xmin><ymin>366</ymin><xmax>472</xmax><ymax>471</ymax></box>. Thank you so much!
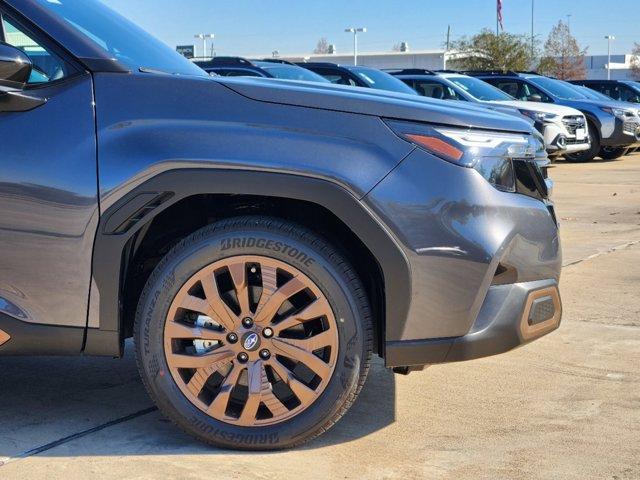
<box><xmin>163</xmin><ymin>255</ymin><xmax>339</xmax><ymax>427</ymax></box>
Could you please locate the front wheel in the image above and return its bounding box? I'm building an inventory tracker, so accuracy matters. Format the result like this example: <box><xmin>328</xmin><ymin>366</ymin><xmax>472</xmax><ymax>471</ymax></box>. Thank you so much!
<box><xmin>565</xmin><ymin>122</ymin><xmax>600</xmax><ymax>163</ymax></box>
<box><xmin>135</xmin><ymin>216</ymin><xmax>372</xmax><ymax>450</ymax></box>
<box><xmin>599</xmin><ymin>146</ymin><xmax>629</xmax><ymax>160</ymax></box>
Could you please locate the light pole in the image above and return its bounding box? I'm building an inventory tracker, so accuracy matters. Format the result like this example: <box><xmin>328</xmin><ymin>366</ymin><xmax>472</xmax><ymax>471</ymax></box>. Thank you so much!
<box><xmin>194</xmin><ymin>33</ymin><xmax>215</xmax><ymax>59</ymax></box>
<box><xmin>531</xmin><ymin>0</ymin><xmax>535</xmax><ymax>61</ymax></box>
<box><xmin>605</xmin><ymin>35</ymin><xmax>615</xmax><ymax>80</ymax></box>
<box><xmin>345</xmin><ymin>27</ymin><xmax>366</xmax><ymax>65</ymax></box>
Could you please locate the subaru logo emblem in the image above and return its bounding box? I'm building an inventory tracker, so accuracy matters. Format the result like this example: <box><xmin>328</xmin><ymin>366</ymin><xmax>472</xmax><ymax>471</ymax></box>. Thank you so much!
<box><xmin>243</xmin><ymin>332</ymin><xmax>259</xmax><ymax>351</ymax></box>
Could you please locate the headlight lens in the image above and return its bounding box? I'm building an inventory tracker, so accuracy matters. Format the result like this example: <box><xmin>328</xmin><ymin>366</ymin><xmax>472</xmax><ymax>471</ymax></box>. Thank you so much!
<box><xmin>519</xmin><ymin>109</ymin><xmax>558</xmax><ymax>122</ymax></box>
<box><xmin>601</xmin><ymin>106</ymin><xmax>633</xmax><ymax>119</ymax></box>
<box><xmin>386</xmin><ymin>119</ymin><xmax>542</xmax><ymax>193</ymax></box>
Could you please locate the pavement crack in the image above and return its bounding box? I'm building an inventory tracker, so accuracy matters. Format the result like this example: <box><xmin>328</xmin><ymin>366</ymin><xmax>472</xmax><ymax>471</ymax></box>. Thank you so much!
<box><xmin>563</xmin><ymin>240</ymin><xmax>640</xmax><ymax>267</ymax></box>
<box><xmin>0</xmin><ymin>407</ymin><xmax>157</xmax><ymax>467</ymax></box>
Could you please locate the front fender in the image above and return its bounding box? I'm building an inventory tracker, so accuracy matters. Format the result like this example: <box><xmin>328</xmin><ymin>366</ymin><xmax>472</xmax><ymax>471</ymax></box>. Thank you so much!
<box><xmin>85</xmin><ymin>169</ymin><xmax>411</xmax><ymax>357</ymax></box>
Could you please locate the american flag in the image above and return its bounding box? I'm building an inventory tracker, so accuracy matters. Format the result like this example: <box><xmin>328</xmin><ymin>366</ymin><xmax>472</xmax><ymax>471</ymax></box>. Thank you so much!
<box><xmin>497</xmin><ymin>0</ymin><xmax>504</xmax><ymax>30</ymax></box>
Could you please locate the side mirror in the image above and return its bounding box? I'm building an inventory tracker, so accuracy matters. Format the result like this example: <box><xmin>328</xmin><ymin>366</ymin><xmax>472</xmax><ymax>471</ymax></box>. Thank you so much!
<box><xmin>0</xmin><ymin>42</ymin><xmax>32</xmax><ymax>90</ymax></box>
<box><xmin>528</xmin><ymin>94</ymin><xmax>543</xmax><ymax>102</ymax></box>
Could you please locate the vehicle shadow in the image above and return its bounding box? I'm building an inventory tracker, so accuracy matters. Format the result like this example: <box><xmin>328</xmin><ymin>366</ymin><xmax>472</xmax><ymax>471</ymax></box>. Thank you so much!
<box><xmin>0</xmin><ymin>341</ymin><xmax>395</xmax><ymax>459</ymax></box>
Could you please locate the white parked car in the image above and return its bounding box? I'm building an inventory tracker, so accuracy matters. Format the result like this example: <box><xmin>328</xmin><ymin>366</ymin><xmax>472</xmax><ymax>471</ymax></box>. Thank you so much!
<box><xmin>389</xmin><ymin>69</ymin><xmax>590</xmax><ymax>159</ymax></box>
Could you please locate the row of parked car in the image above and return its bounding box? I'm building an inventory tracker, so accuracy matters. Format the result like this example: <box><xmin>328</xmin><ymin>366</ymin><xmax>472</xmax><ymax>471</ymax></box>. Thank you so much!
<box><xmin>195</xmin><ymin>57</ymin><xmax>640</xmax><ymax>163</ymax></box>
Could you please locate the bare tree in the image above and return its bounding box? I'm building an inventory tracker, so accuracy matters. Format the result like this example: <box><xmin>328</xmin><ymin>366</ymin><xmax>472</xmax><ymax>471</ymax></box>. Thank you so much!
<box><xmin>313</xmin><ymin>38</ymin><xmax>331</xmax><ymax>55</ymax></box>
<box><xmin>449</xmin><ymin>29</ymin><xmax>536</xmax><ymax>71</ymax></box>
<box><xmin>538</xmin><ymin>21</ymin><xmax>587</xmax><ymax>79</ymax></box>
<box><xmin>631</xmin><ymin>43</ymin><xmax>640</xmax><ymax>80</ymax></box>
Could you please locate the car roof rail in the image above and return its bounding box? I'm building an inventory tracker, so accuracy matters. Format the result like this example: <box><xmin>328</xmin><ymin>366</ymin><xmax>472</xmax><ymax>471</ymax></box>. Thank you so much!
<box><xmin>459</xmin><ymin>70</ymin><xmax>521</xmax><ymax>77</ymax></box>
<box><xmin>295</xmin><ymin>62</ymin><xmax>340</xmax><ymax>67</ymax></box>
<box><xmin>384</xmin><ymin>68</ymin><xmax>437</xmax><ymax>76</ymax></box>
<box><xmin>202</xmin><ymin>56</ymin><xmax>256</xmax><ymax>67</ymax></box>
<box><xmin>254</xmin><ymin>58</ymin><xmax>297</xmax><ymax>65</ymax></box>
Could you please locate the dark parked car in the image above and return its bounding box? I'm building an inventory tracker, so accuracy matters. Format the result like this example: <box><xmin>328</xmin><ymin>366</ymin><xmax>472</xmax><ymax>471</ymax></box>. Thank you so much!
<box><xmin>195</xmin><ymin>57</ymin><xmax>330</xmax><ymax>83</ymax></box>
<box><xmin>296</xmin><ymin>62</ymin><xmax>418</xmax><ymax>95</ymax></box>
<box><xmin>569</xmin><ymin>79</ymin><xmax>640</xmax><ymax>104</ymax></box>
<box><xmin>0</xmin><ymin>0</ymin><xmax>561</xmax><ymax>450</ymax></box>
<box><xmin>469</xmin><ymin>71</ymin><xmax>640</xmax><ymax>161</ymax></box>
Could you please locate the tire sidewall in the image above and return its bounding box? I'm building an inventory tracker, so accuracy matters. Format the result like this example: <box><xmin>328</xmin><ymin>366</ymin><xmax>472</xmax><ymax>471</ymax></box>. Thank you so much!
<box><xmin>136</xmin><ymin>221</ymin><xmax>368</xmax><ymax>449</ymax></box>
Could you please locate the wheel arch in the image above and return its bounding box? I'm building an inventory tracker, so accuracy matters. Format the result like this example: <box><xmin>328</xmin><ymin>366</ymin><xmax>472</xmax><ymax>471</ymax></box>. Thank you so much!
<box><xmin>86</xmin><ymin>168</ymin><xmax>411</xmax><ymax>359</ymax></box>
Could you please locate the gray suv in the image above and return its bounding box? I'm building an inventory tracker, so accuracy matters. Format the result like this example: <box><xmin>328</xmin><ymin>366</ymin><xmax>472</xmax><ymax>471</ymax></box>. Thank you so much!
<box><xmin>472</xmin><ymin>71</ymin><xmax>640</xmax><ymax>161</ymax></box>
<box><xmin>0</xmin><ymin>0</ymin><xmax>562</xmax><ymax>450</ymax></box>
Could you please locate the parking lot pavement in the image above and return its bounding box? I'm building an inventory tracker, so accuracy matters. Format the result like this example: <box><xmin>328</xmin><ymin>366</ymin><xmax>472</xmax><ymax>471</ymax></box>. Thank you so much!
<box><xmin>1</xmin><ymin>155</ymin><xmax>639</xmax><ymax>480</ymax></box>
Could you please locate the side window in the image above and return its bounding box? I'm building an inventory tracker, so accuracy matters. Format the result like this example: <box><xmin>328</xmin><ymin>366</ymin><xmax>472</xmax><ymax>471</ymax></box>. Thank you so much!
<box><xmin>520</xmin><ymin>81</ymin><xmax>552</xmax><ymax>103</ymax></box>
<box><xmin>495</xmin><ymin>81</ymin><xmax>522</xmax><ymax>99</ymax></box>
<box><xmin>620</xmin><ymin>86</ymin><xmax>640</xmax><ymax>103</ymax></box>
<box><xmin>414</xmin><ymin>80</ymin><xmax>462</xmax><ymax>100</ymax></box>
<box><xmin>604</xmin><ymin>86</ymin><xmax>622</xmax><ymax>101</ymax></box>
<box><xmin>317</xmin><ymin>70</ymin><xmax>357</xmax><ymax>86</ymax></box>
<box><xmin>1</xmin><ymin>14</ymin><xmax>76</xmax><ymax>85</ymax></box>
<box><xmin>213</xmin><ymin>69</ymin><xmax>263</xmax><ymax>78</ymax></box>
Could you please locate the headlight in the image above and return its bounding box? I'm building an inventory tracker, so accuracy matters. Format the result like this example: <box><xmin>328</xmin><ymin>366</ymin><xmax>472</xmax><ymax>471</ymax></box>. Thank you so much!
<box><xmin>601</xmin><ymin>106</ymin><xmax>633</xmax><ymax>119</ymax></box>
<box><xmin>519</xmin><ymin>109</ymin><xmax>558</xmax><ymax>123</ymax></box>
<box><xmin>386</xmin><ymin>119</ymin><xmax>541</xmax><ymax>193</ymax></box>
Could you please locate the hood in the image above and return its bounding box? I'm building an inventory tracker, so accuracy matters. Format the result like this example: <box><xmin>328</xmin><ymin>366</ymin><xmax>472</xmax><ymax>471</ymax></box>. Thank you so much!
<box><xmin>555</xmin><ymin>98</ymin><xmax>639</xmax><ymax>115</ymax></box>
<box><xmin>490</xmin><ymin>100</ymin><xmax>584</xmax><ymax>117</ymax></box>
<box><xmin>216</xmin><ymin>77</ymin><xmax>534</xmax><ymax>133</ymax></box>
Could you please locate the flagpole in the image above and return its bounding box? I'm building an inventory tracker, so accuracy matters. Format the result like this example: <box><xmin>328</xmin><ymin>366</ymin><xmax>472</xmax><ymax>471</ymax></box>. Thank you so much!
<box><xmin>496</xmin><ymin>1</ymin><xmax>499</xmax><ymax>35</ymax></box>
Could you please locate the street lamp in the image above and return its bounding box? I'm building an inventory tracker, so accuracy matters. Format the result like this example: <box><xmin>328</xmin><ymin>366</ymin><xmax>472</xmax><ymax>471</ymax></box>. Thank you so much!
<box><xmin>605</xmin><ymin>35</ymin><xmax>615</xmax><ymax>80</ymax></box>
<box><xmin>345</xmin><ymin>27</ymin><xmax>366</xmax><ymax>66</ymax></box>
<box><xmin>194</xmin><ymin>33</ymin><xmax>215</xmax><ymax>59</ymax></box>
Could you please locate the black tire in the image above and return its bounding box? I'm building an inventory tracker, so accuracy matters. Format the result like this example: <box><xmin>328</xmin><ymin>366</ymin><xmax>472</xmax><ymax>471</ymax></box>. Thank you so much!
<box><xmin>565</xmin><ymin>121</ymin><xmax>600</xmax><ymax>163</ymax></box>
<box><xmin>134</xmin><ymin>216</ymin><xmax>372</xmax><ymax>450</ymax></box>
<box><xmin>599</xmin><ymin>146</ymin><xmax>629</xmax><ymax>160</ymax></box>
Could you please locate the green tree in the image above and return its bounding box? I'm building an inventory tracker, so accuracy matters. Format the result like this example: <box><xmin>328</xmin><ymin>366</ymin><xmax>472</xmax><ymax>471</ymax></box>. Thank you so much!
<box><xmin>631</xmin><ymin>43</ymin><xmax>640</xmax><ymax>80</ymax></box>
<box><xmin>449</xmin><ymin>29</ymin><xmax>536</xmax><ymax>71</ymax></box>
<box><xmin>538</xmin><ymin>21</ymin><xmax>587</xmax><ymax>79</ymax></box>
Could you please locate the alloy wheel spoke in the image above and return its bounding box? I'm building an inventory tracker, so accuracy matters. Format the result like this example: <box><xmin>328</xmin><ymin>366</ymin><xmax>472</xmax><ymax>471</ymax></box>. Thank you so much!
<box><xmin>207</xmin><ymin>363</ymin><xmax>243</xmax><ymax>416</ymax></box>
<box><xmin>273</xmin><ymin>297</ymin><xmax>330</xmax><ymax>334</ymax></box>
<box><xmin>200</xmin><ymin>273</ymin><xmax>238</xmax><ymax>331</ymax></box>
<box><xmin>165</xmin><ymin>321</ymin><xmax>226</xmax><ymax>341</ymax></box>
<box><xmin>270</xmin><ymin>358</ymin><xmax>317</xmax><ymax>404</ymax></box>
<box><xmin>255</xmin><ymin>277</ymin><xmax>307</xmax><ymax>325</ymax></box>
<box><xmin>237</xmin><ymin>360</ymin><xmax>265</xmax><ymax>425</ymax></box>
<box><xmin>168</xmin><ymin>348</ymin><xmax>235</xmax><ymax>370</ymax></box>
<box><xmin>271</xmin><ymin>335</ymin><xmax>332</xmax><ymax>381</ymax></box>
<box><xmin>227</xmin><ymin>261</ymin><xmax>251</xmax><ymax>315</ymax></box>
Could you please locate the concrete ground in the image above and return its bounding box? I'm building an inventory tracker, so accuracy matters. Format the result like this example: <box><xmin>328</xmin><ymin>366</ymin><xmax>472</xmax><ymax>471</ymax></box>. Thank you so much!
<box><xmin>1</xmin><ymin>154</ymin><xmax>640</xmax><ymax>480</ymax></box>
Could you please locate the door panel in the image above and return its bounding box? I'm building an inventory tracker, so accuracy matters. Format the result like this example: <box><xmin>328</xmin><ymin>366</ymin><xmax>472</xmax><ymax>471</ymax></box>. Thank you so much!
<box><xmin>0</xmin><ymin>74</ymin><xmax>98</xmax><ymax>328</ymax></box>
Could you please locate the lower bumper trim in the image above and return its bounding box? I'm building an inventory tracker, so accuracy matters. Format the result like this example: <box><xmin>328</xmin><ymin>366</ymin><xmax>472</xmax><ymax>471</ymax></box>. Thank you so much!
<box><xmin>385</xmin><ymin>279</ymin><xmax>562</xmax><ymax>368</ymax></box>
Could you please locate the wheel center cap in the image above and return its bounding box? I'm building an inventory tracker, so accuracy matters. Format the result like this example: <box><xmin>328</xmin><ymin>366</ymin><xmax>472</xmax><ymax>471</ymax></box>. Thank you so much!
<box><xmin>241</xmin><ymin>332</ymin><xmax>261</xmax><ymax>351</ymax></box>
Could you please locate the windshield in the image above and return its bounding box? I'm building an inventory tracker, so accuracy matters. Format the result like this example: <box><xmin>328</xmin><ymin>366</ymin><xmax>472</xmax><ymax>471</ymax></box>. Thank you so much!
<box><xmin>34</xmin><ymin>0</ymin><xmax>206</xmax><ymax>76</ymax></box>
<box><xmin>573</xmin><ymin>85</ymin><xmax>611</xmax><ymax>101</ymax></box>
<box><xmin>528</xmin><ymin>76</ymin><xmax>588</xmax><ymax>100</ymax></box>
<box><xmin>447</xmin><ymin>76</ymin><xmax>513</xmax><ymax>101</ymax></box>
<box><xmin>256</xmin><ymin>64</ymin><xmax>330</xmax><ymax>83</ymax></box>
<box><xmin>350</xmin><ymin>68</ymin><xmax>417</xmax><ymax>94</ymax></box>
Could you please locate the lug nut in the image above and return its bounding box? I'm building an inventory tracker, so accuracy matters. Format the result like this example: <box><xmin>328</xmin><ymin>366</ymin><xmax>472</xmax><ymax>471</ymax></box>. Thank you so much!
<box><xmin>262</xmin><ymin>327</ymin><xmax>274</xmax><ymax>338</ymax></box>
<box><xmin>227</xmin><ymin>332</ymin><xmax>238</xmax><ymax>344</ymax></box>
<box><xmin>259</xmin><ymin>349</ymin><xmax>271</xmax><ymax>360</ymax></box>
<box><xmin>242</xmin><ymin>317</ymin><xmax>254</xmax><ymax>328</ymax></box>
<box><xmin>237</xmin><ymin>352</ymin><xmax>249</xmax><ymax>363</ymax></box>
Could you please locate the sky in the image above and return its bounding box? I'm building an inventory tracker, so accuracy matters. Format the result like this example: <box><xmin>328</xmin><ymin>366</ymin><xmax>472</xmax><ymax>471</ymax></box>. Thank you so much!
<box><xmin>102</xmin><ymin>0</ymin><xmax>638</xmax><ymax>58</ymax></box>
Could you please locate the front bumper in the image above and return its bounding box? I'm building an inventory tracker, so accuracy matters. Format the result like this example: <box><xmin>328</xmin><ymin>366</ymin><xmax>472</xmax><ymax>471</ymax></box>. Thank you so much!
<box><xmin>544</xmin><ymin>122</ymin><xmax>590</xmax><ymax>155</ymax></box>
<box><xmin>600</xmin><ymin>117</ymin><xmax>640</xmax><ymax>147</ymax></box>
<box><xmin>364</xmin><ymin>148</ymin><xmax>562</xmax><ymax>367</ymax></box>
<box><xmin>385</xmin><ymin>279</ymin><xmax>561</xmax><ymax>366</ymax></box>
